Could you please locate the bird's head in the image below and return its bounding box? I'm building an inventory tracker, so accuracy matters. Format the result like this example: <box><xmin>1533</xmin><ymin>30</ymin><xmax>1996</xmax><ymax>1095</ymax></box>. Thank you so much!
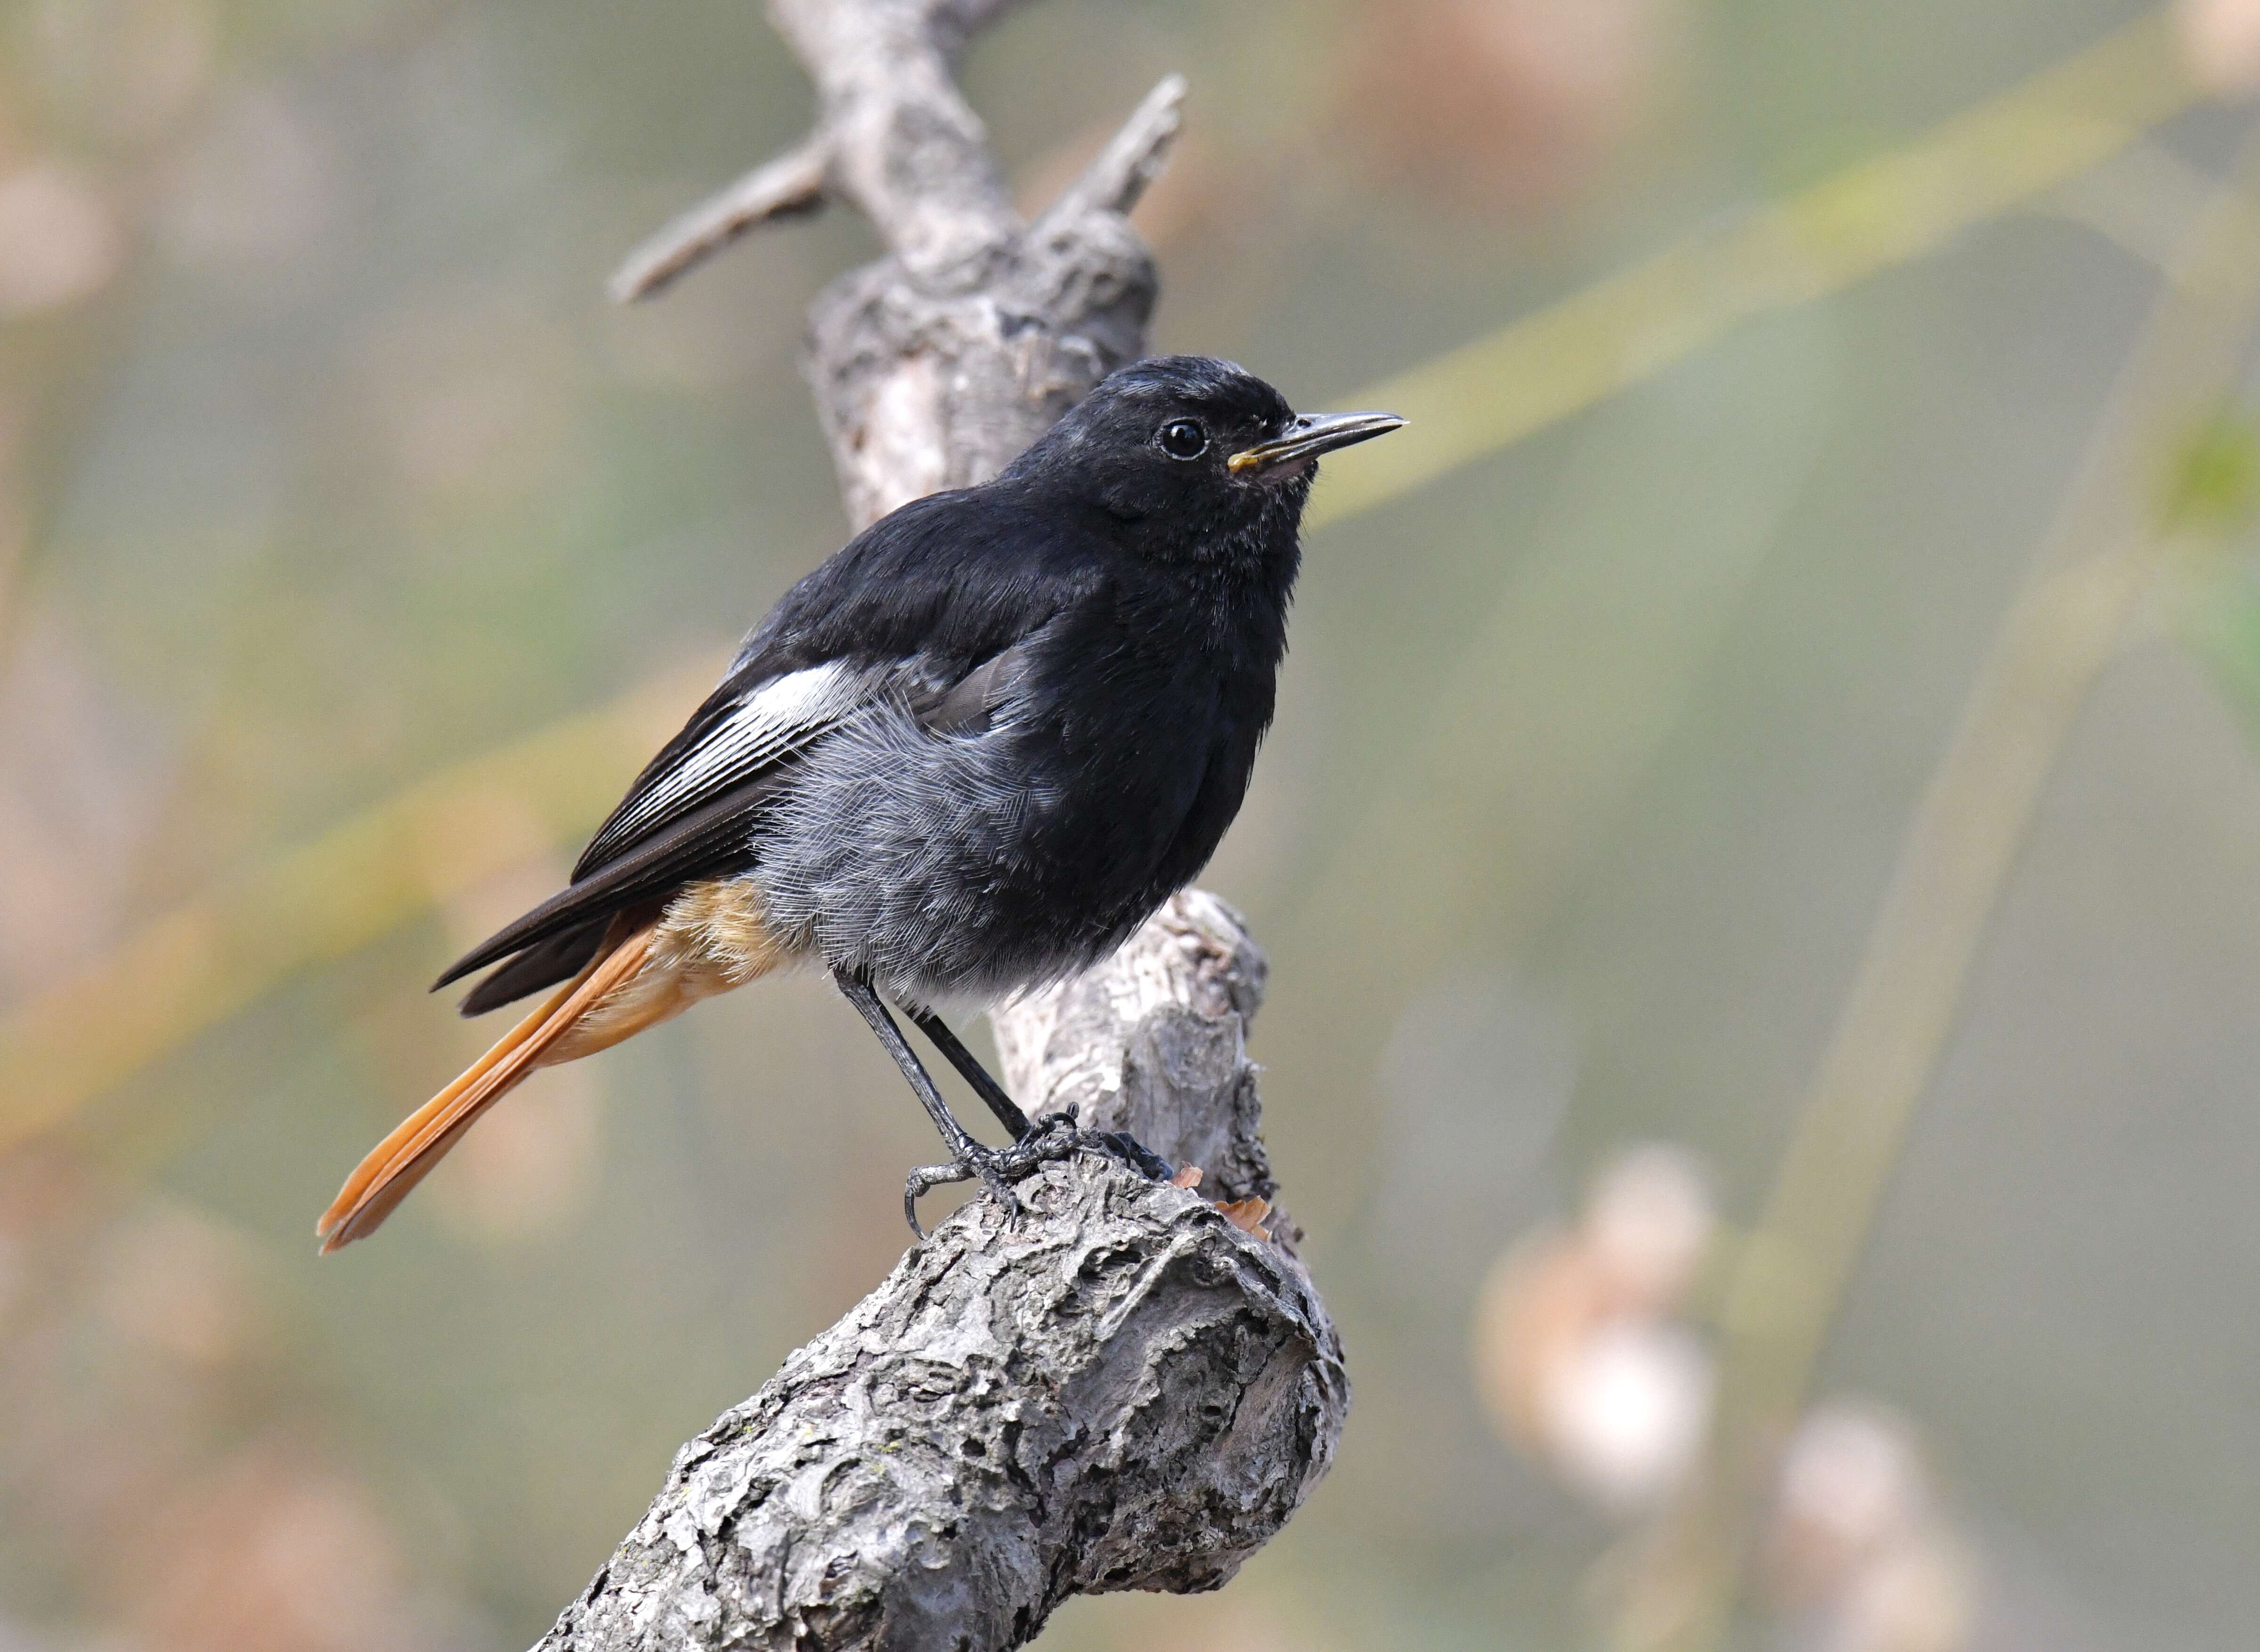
<box><xmin>1006</xmin><ymin>355</ymin><xmax>1402</xmax><ymax>566</ymax></box>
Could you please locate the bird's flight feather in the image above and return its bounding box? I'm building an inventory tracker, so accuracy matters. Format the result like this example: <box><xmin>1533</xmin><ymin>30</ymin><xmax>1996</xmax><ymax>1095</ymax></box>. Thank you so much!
<box><xmin>575</xmin><ymin>660</ymin><xmax>868</xmax><ymax>872</ymax></box>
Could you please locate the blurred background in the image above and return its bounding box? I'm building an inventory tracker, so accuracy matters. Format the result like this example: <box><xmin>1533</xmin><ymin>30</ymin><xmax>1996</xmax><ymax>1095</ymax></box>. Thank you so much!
<box><xmin>5</xmin><ymin>0</ymin><xmax>2260</xmax><ymax>1647</ymax></box>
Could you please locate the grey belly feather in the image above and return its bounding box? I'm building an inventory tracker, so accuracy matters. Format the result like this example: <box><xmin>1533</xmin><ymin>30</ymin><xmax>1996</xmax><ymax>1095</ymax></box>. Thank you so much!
<box><xmin>750</xmin><ymin>702</ymin><xmax>1142</xmax><ymax>1006</ymax></box>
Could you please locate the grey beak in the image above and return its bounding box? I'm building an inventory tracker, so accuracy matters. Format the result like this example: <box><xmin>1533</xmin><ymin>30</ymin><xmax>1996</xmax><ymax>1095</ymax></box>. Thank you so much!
<box><xmin>1228</xmin><ymin>411</ymin><xmax>1406</xmax><ymax>479</ymax></box>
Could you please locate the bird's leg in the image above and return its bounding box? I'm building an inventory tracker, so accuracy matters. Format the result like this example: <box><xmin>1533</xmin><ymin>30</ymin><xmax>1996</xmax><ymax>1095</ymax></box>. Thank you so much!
<box><xmin>908</xmin><ymin>1004</ymin><xmax>1178</xmax><ymax>1185</ymax></box>
<box><xmin>834</xmin><ymin>969</ymin><xmax>1084</xmax><ymax>1236</ymax></box>
<box><xmin>904</xmin><ymin>1007</ymin><xmax>1034</xmax><ymax>1139</ymax></box>
<box><xmin>832</xmin><ymin>969</ymin><xmax>994</xmax><ymax>1229</ymax></box>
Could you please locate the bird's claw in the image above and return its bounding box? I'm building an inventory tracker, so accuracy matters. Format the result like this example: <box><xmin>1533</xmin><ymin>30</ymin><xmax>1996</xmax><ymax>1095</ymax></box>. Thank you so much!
<box><xmin>1096</xmin><ymin>1128</ymin><xmax>1177</xmax><ymax>1182</ymax></box>
<box><xmin>1024</xmin><ymin>1113</ymin><xmax>1177</xmax><ymax>1183</ymax></box>
<box><xmin>901</xmin><ymin>1113</ymin><xmax>1074</xmax><ymax>1237</ymax></box>
<box><xmin>901</xmin><ymin>1113</ymin><xmax>1175</xmax><ymax>1236</ymax></box>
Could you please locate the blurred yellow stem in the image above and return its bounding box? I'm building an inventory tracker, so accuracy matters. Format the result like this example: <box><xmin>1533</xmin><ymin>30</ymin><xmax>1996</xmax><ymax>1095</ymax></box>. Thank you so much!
<box><xmin>1309</xmin><ymin>8</ymin><xmax>2194</xmax><ymax>528</ymax></box>
<box><xmin>0</xmin><ymin>8</ymin><xmax>2206</xmax><ymax>1149</ymax></box>
<box><xmin>1614</xmin><ymin>120</ymin><xmax>2260</xmax><ymax>1652</ymax></box>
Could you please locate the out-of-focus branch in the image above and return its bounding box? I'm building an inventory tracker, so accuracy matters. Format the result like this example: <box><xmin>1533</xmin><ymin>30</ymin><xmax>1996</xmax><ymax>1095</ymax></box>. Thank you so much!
<box><xmin>0</xmin><ymin>8</ymin><xmax>2202</xmax><ymax>1155</ymax></box>
<box><xmin>1028</xmin><ymin>73</ymin><xmax>1187</xmax><ymax>231</ymax></box>
<box><xmin>607</xmin><ymin>0</ymin><xmax>1071</xmax><ymax>303</ymax></box>
<box><xmin>1614</xmin><ymin>117</ymin><xmax>2260</xmax><ymax>1652</ymax></box>
<box><xmin>608</xmin><ymin>0</ymin><xmax>1187</xmax><ymax>525</ymax></box>
<box><xmin>608</xmin><ymin>142</ymin><xmax>827</xmax><ymax>303</ymax></box>
<box><xmin>539</xmin><ymin>6</ymin><xmax>1339</xmax><ymax>1648</ymax></box>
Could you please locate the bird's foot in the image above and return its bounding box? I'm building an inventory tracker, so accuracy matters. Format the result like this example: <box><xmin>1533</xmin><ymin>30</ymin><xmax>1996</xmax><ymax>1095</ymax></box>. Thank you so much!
<box><xmin>903</xmin><ymin>1111</ymin><xmax>1078</xmax><ymax>1236</ymax></box>
<box><xmin>902</xmin><ymin>1113</ymin><xmax>1177</xmax><ymax>1236</ymax></box>
<box><xmin>1019</xmin><ymin>1111</ymin><xmax>1178</xmax><ymax>1185</ymax></box>
<box><xmin>1056</xmin><ymin>1119</ymin><xmax>1176</xmax><ymax>1182</ymax></box>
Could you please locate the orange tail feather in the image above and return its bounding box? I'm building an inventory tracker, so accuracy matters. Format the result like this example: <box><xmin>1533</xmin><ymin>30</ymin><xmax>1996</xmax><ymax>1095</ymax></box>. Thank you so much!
<box><xmin>316</xmin><ymin>926</ymin><xmax>653</xmax><ymax>1252</ymax></box>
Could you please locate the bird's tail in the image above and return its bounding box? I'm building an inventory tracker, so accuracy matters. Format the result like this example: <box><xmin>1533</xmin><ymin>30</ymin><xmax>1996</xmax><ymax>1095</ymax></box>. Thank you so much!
<box><xmin>316</xmin><ymin>923</ymin><xmax>655</xmax><ymax>1253</ymax></box>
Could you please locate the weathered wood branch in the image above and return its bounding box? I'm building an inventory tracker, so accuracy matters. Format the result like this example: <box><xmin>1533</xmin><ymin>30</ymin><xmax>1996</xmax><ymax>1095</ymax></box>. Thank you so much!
<box><xmin>610</xmin><ymin>0</ymin><xmax>1183</xmax><ymax>531</ymax></box>
<box><xmin>542</xmin><ymin>5</ymin><xmax>1343</xmax><ymax>1649</ymax></box>
<box><xmin>538</xmin><ymin>896</ymin><xmax>1343</xmax><ymax>1651</ymax></box>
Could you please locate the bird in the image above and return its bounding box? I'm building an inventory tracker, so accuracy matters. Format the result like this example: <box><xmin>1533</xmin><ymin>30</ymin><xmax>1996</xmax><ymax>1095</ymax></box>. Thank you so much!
<box><xmin>316</xmin><ymin>355</ymin><xmax>1402</xmax><ymax>1252</ymax></box>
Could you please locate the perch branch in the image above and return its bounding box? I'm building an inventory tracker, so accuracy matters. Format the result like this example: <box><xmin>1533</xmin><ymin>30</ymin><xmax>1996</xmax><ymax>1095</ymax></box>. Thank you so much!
<box><xmin>542</xmin><ymin>7</ymin><xmax>1340</xmax><ymax>1650</ymax></box>
<box><xmin>539</xmin><ymin>896</ymin><xmax>1344</xmax><ymax>1652</ymax></box>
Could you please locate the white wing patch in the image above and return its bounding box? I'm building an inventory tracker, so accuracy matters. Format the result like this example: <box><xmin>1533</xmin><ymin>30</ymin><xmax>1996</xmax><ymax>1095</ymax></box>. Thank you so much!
<box><xmin>582</xmin><ymin>660</ymin><xmax>866</xmax><ymax>864</ymax></box>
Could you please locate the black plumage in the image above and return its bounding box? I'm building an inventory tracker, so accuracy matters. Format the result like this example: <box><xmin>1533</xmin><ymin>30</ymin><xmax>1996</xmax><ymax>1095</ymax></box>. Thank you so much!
<box><xmin>319</xmin><ymin>355</ymin><xmax>1401</xmax><ymax>1249</ymax></box>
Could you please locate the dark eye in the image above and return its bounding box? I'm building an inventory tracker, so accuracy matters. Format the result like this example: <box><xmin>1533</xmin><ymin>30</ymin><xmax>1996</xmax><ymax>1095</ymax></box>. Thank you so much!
<box><xmin>1157</xmin><ymin>419</ymin><xmax>1207</xmax><ymax>461</ymax></box>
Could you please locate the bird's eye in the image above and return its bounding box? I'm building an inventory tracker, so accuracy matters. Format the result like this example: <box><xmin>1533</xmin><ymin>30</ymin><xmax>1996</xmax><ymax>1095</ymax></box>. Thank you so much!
<box><xmin>1157</xmin><ymin>419</ymin><xmax>1208</xmax><ymax>461</ymax></box>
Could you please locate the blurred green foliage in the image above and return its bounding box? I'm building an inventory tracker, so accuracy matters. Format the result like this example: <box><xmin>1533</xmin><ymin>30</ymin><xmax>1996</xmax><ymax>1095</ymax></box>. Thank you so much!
<box><xmin>2163</xmin><ymin>406</ymin><xmax>2260</xmax><ymax>531</ymax></box>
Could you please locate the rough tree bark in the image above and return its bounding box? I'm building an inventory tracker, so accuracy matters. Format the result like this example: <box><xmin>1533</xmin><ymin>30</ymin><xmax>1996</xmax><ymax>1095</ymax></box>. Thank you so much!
<box><xmin>537</xmin><ymin>6</ymin><xmax>1346</xmax><ymax>1651</ymax></box>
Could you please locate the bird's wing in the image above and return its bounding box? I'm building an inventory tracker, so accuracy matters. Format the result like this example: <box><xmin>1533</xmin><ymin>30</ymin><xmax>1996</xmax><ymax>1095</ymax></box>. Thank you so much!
<box><xmin>432</xmin><ymin>659</ymin><xmax>882</xmax><ymax>995</ymax></box>
<box><xmin>434</xmin><ymin>635</ymin><xmax>1055</xmax><ymax>1004</ymax></box>
<box><xmin>453</xmin><ymin>917</ymin><xmax>610</xmax><ymax>1015</ymax></box>
<box><xmin>575</xmin><ymin>658</ymin><xmax>870</xmax><ymax>876</ymax></box>
<box><xmin>435</xmin><ymin>485</ymin><xmax>1080</xmax><ymax>1004</ymax></box>
<box><xmin>905</xmin><ymin>643</ymin><xmax>1026</xmax><ymax>737</ymax></box>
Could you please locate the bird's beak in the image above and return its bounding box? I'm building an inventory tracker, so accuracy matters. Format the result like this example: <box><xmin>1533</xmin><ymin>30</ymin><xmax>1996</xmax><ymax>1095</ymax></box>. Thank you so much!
<box><xmin>1228</xmin><ymin>411</ymin><xmax>1405</xmax><ymax>479</ymax></box>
